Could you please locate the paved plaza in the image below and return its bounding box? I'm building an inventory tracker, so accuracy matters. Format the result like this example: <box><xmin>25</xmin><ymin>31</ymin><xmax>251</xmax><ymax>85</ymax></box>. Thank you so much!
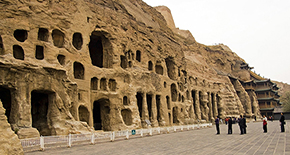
<box><xmin>26</xmin><ymin>120</ymin><xmax>290</xmax><ymax>155</ymax></box>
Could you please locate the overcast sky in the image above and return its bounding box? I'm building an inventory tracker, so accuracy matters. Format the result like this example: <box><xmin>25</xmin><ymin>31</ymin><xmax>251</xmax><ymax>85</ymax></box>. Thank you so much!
<box><xmin>143</xmin><ymin>0</ymin><xmax>290</xmax><ymax>84</ymax></box>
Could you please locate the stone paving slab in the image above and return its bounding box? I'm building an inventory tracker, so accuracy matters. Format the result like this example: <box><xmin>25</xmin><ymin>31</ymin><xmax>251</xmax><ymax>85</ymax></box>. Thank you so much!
<box><xmin>25</xmin><ymin>120</ymin><xmax>289</xmax><ymax>155</ymax></box>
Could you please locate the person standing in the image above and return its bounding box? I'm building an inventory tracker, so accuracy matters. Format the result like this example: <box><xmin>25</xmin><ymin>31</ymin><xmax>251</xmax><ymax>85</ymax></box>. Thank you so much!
<box><xmin>280</xmin><ymin>113</ymin><xmax>285</xmax><ymax>132</ymax></box>
<box><xmin>238</xmin><ymin>115</ymin><xmax>245</xmax><ymax>134</ymax></box>
<box><xmin>228</xmin><ymin>117</ymin><xmax>233</xmax><ymax>134</ymax></box>
<box><xmin>263</xmin><ymin>115</ymin><xmax>267</xmax><ymax>133</ymax></box>
<box><xmin>242</xmin><ymin>115</ymin><xmax>247</xmax><ymax>134</ymax></box>
<box><xmin>215</xmin><ymin>116</ymin><xmax>220</xmax><ymax>134</ymax></box>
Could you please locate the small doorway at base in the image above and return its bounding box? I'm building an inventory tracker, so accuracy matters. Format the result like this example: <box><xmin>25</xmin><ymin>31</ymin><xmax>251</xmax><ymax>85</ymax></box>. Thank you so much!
<box><xmin>93</xmin><ymin>99</ymin><xmax>110</xmax><ymax>131</ymax></box>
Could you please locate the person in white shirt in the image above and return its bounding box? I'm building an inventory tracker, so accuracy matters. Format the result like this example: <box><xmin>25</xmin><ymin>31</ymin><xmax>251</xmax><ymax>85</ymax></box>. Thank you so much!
<box><xmin>262</xmin><ymin>115</ymin><xmax>267</xmax><ymax>133</ymax></box>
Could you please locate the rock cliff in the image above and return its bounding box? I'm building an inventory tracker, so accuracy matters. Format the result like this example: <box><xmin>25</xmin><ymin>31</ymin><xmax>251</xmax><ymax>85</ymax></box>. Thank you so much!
<box><xmin>0</xmin><ymin>0</ymin><xmax>262</xmax><ymax>152</ymax></box>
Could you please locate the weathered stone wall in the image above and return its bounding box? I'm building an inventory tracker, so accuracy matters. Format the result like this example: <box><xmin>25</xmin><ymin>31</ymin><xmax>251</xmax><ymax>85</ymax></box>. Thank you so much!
<box><xmin>0</xmin><ymin>100</ymin><xmax>23</xmax><ymax>155</ymax></box>
<box><xmin>0</xmin><ymin>0</ymin><xmax>261</xmax><ymax>146</ymax></box>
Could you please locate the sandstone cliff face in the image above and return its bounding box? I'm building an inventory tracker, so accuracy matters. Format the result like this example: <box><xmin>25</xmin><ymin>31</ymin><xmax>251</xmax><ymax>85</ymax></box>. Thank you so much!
<box><xmin>0</xmin><ymin>0</ymin><xmax>260</xmax><ymax>146</ymax></box>
<box><xmin>0</xmin><ymin>101</ymin><xmax>23</xmax><ymax>155</ymax></box>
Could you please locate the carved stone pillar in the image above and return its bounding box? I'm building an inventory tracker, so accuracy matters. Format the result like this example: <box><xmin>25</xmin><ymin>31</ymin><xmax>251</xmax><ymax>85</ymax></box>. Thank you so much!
<box><xmin>151</xmin><ymin>94</ymin><xmax>158</xmax><ymax>127</ymax></box>
<box><xmin>208</xmin><ymin>92</ymin><xmax>214</xmax><ymax>122</ymax></box>
<box><xmin>195</xmin><ymin>91</ymin><xmax>201</xmax><ymax>120</ymax></box>
<box><xmin>141</xmin><ymin>93</ymin><xmax>148</xmax><ymax>127</ymax></box>
<box><xmin>212</xmin><ymin>93</ymin><xmax>218</xmax><ymax>118</ymax></box>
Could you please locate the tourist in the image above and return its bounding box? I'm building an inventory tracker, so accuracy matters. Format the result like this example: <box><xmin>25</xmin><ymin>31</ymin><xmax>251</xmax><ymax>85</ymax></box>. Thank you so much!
<box><xmin>263</xmin><ymin>115</ymin><xmax>267</xmax><ymax>133</ymax></box>
<box><xmin>225</xmin><ymin>117</ymin><xmax>228</xmax><ymax>125</ymax></box>
<box><xmin>228</xmin><ymin>117</ymin><xmax>233</xmax><ymax>134</ymax></box>
<box><xmin>279</xmin><ymin>113</ymin><xmax>285</xmax><ymax>132</ymax></box>
<box><xmin>238</xmin><ymin>115</ymin><xmax>245</xmax><ymax>134</ymax></box>
<box><xmin>242</xmin><ymin>115</ymin><xmax>247</xmax><ymax>134</ymax></box>
<box><xmin>215</xmin><ymin>116</ymin><xmax>220</xmax><ymax>134</ymax></box>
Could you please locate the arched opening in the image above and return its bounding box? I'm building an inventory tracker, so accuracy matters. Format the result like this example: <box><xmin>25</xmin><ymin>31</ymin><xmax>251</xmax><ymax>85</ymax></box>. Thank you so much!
<box><xmin>164</xmin><ymin>82</ymin><xmax>167</xmax><ymax>88</ymax></box>
<box><xmin>0</xmin><ymin>35</ymin><xmax>4</xmax><ymax>55</ymax></box>
<box><xmin>31</xmin><ymin>90</ymin><xmax>53</xmax><ymax>136</ymax></box>
<box><xmin>121</xmin><ymin>109</ymin><xmax>133</xmax><ymax>126</ymax></box>
<box><xmin>100</xmin><ymin>78</ymin><xmax>107</xmax><ymax>91</ymax></box>
<box><xmin>14</xmin><ymin>29</ymin><xmax>28</xmax><ymax>42</ymax></box>
<box><xmin>168</xmin><ymin>113</ymin><xmax>172</xmax><ymax>125</ymax></box>
<box><xmin>72</xmin><ymin>32</ymin><xmax>83</xmax><ymax>50</ymax></box>
<box><xmin>93</xmin><ymin>99</ymin><xmax>110</xmax><ymax>130</ymax></box>
<box><xmin>165</xmin><ymin>57</ymin><xmax>176</xmax><ymax>80</ymax></box>
<box><xmin>166</xmin><ymin>96</ymin><xmax>170</xmax><ymax>110</ymax></box>
<box><xmin>13</xmin><ymin>45</ymin><xmax>24</xmax><ymax>60</ymax></box>
<box><xmin>146</xmin><ymin>94</ymin><xmax>152</xmax><ymax>119</ymax></box>
<box><xmin>89</xmin><ymin>31</ymin><xmax>113</xmax><ymax>68</ymax></box>
<box><xmin>136</xmin><ymin>92</ymin><xmax>143</xmax><ymax>119</ymax></box>
<box><xmin>123</xmin><ymin>96</ymin><xmax>129</xmax><ymax>105</ymax></box>
<box><xmin>73</xmin><ymin>62</ymin><xmax>84</xmax><ymax>79</ymax></box>
<box><xmin>178</xmin><ymin>93</ymin><xmax>181</xmax><ymax>102</ymax></box>
<box><xmin>156</xmin><ymin>95</ymin><xmax>161</xmax><ymax>124</ymax></box>
<box><xmin>78</xmin><ymin>105</ymin><xmax>89</xmax><ymax>125</ymax></box>
<box><xmin>120</xmin><ymin>55</ymin><xmax>127</xmax><ymax>69</ymax></box>
<box><xmin>91</xmin><ymin>77</ymin><xmax>98</xmax><ymax>90</ymax></box>
<box><xmin>35</xmin><ymin>45</ymin><xmax>44</xmax><ymax>60</ymax></box>
<box><xmin>173</xmin><ymin>107</ymin><xmax>178</xmax><ymax>124</ymax></box>
<box><xmin>0</xmin><ymin>87</ymin><xmax>12</xmax><ymax>124</ymax></box>
<box><xmin>148</xmin><ymin>61</ymin><xmax>153</xmax><ymax>71</ymax></box>
<box><xmin>38</xmin><ymin>28</ymin><xmax>49</xmax><ymax>42</ymax></box>
<box><xmin>171</xmin><ymin>83</ymin><xmax>177</xmax><ymax>102</ymax></box>
<box><xmin>182</xmin><ymin>95</ymin><xmax>185</xmax><ymax>103</ymax></box>
<box><xmin>128</xmin><ymin>61</ymin><xmax>132</xmax><ymax>67</ymax></box>
<box><xmin>155</xmin><ymin>65</ymin><xmax>163</xmax><ymax>75</ymax></box>
<box><xmin>108</xmin><ymin>79</ymin><xmax>116</xmax><ymax>91</ymax></box>
<box><xmin>52</xmin><ymin>29</ymin><xmax>65</xmax><ymax>48</ymax></box>
<box><xmin>136</xmin><ymin>50</ymin><xmax>141</xmax><ymax>62</ymax></box>
<box><xmin>57</xmin><ymin>54</ymin><xmax>65</xmax><ymax>65</ymax></box>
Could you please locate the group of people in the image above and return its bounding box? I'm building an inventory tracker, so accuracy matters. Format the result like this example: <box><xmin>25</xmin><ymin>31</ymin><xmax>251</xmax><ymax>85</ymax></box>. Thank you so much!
<box><xmin>262</xmin><ymin>113</ymin><xmax>285</xmax><ymax>133</ymax></box>
<box><xmin>215</xmin><ymin>113</ymin><xmax>286</xmax><ymax>135</ymax></box>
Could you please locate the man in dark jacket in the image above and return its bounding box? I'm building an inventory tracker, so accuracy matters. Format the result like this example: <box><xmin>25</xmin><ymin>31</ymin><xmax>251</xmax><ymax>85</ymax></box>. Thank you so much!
<box><xmin>215</xmin><ymin>116</ymin><xmax>220</xmax><ymax>134</ymax></box>
<box><xmin>228</xmin><ymin>117</ymin><xmax>233</xmax><ymax>134</ymax></box>
<box><xmin>242</xmin><ymin>115</ymin><xmax>247</xmax><ymax>134</ymax></box>
<box><xmin>238</xmin><ymin>115</ymin><xmax>245</xmax><ymax>134</ymax></box>
<box><xmin>280</xmin><ymin>113</ymin><xmax>285</xmax><ymax>132</ymax></box>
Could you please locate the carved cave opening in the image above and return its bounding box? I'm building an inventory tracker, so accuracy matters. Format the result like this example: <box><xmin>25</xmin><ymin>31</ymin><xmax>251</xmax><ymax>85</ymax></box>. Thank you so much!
<box><xmin>123</xmin><ymin>96</ymin><xmax>128</xmax><ymax>105</ymax></box>
<box><xmin>38</xmin><ymin>28</ymin><xmax>49</xmax><ymax>42</ymax></box>
<box><xmin>166</xmin><ymin>96</ymin><xmax>170</xmax><ymax>110</ymax></box>
<box><xmin>148</xmin><ymin>61</ymin><xmax>153</xmax><ymax>71</ymax></box>
<box><xmin>136</xmin><ymin>50</ymin><xmax>141</xmax><ymax>62</ymax></box>
<box><xmin>146</xmin><ymin>94</ymin><xmax>152</xmax><ymax>119</ymax></box>
<box><xmin>100</xmin><ymin>78</ymin><xmax>107</xmax><ymax>91</ymax></box>
<box><xmin>0</xmin><ymin>35</ymin><xmax>4</xmax><ymax>55</ymax></box>
<box><xmin>78</xmin><ymin>105</ymin><xmax>89</xmax><ymax>125</ymax></box>
<box><xmin>0</xmin><ymin>87</ymin><xmax>12</xmax><ymax>124</ymax></box>
<box><xmin>121</xmin><ymin>109</ymin><xmax>132</xmax><ymax>126</ymax></box>
<box><xmin>57</xmin><ymin>54</ymin><xmax>65</xmax><ymax>65</ymax></box>
<box><xmin>91</xmin><ymin>77</ymin><xmax>98</xmax><ymax>90</ymax></box>
<box><xmin>14</xmin><ymin>29</ymin><xmax>28</xmax><ymax>42</ymax></box>
<box><xmin>35</xmin><ymin>45</ymin><xmax>44</xmax><ymax>60</ymax></box>
<box><xmin>156</xmin><ymin>95</ymin><xmax>161</xmax><ymax>124</ymax></box>
<box><xmin>216</xmin><ymin>94</ymin><xmax>220</xmax><ymax>117</ymax></box>
<box><xmin>73</xmin><ymin>62</ymin><xmax>84</xmax><ymax>79</ymax></box>
<box><xmin>136</xmin><ymin>92</ymin><xmax>143</xmax><ymax>119</ymax></box>
<box><xmin>173</xmin><ymin>107</ymin><xmax>178</xmax><ymax>124</ymax></box>
<box><xmin>31</xmin><ymin>91</ymin><xmax>52</xmax><ymax>136</ymax></box>
<box><xmin>168</xmin><ymin>113</ymin><xmax>171</xmax><ymax>125</ymax></box>
<box><xmin>182</xmin><ymin>95</ymin><xmax>185</xmax><ymax>103</ymax></box>
<box><xmin>165</xmin><ymin>57</ymin><xmax>176</xmax><ymax>80</ymax></box>
<box><xmin>120</xmin><ymin>55</ymin><xmax>127</xmax><ymax>69</ymax></box>
<box><xmin>171</xmin><ymin>83</ymin><xmax>177</xmax><ymax>102</ymax></box>
<box><xmin>72</xmin><ymin>32</ymin><xmax>83</xmax><ymax>50</ymax></box>
<box><xmin>192</xmin><ymin>90</ymin><xmax>196</xmax><ymax>117</ymax></box>
<box><xmin>155</xmin><ymin>65</ymin><xmax>163</xmax><ymax>75</ymax></box>
<box><xmin>164</xmin><ymin>82</ymin><xmax>166</xmax><ymax>88</ymax></box>
<box><xmin>13</xmin><ymin>45</ymin><xmax>24</xmax><ymax>60</ymax></box>
<box><xmin>89</xmin><ymin>31</ymin><xmax>112</xmax><ymax>68</ymax></box>
<box><xmin>93</xmin><ymin>99</ymin><xmax>110</xmax><ymax>131</ymax></box>
<box><xmin>52</xmin><ymin>29</ymin><xmax>65</xmax><ymax>48</ymax></box>
<box><xmin>108</xmin><ymin>79</ymin><xmax>116</xmax><ymax>91</ymax></box>
<box><xmin>128</xmin><ymin>61</ymin><xmax>132</xmax><ymax>67</ymax></box>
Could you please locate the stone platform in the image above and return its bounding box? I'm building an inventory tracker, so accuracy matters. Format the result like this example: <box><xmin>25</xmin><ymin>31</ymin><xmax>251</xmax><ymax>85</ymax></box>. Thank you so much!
<box><xmin>26</xmin><ymin>120</ymin><xmax>289</xmax><ymax>155</ymax></box>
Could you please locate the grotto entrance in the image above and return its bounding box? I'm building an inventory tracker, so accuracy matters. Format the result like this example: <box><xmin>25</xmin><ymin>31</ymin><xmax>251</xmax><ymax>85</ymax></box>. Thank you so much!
<box><xmin>0</xmin><ymin>87</ymin><xmax>12</xmax><ymax>123</ymax></box>
<box><xmin>93</xmin><ymin>99</ymin><xmax>110</xmax><ymax>130</ymax></box>
<box><xmin>31</xmin><ymin>90</ymin><xmax>53</xmax><ymax>136</ymax></box>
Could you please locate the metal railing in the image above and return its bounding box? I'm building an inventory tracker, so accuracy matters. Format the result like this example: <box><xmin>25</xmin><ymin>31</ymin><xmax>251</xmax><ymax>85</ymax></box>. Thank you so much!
<box><xmin>21</xmin><ymin>123</ymin><xmax>212</xmax><ymax>152</ymax></box>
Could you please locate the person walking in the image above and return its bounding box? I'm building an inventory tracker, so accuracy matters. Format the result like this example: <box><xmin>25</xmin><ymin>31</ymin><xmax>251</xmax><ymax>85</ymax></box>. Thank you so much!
<box><xmin>280</xmin><ymin>113</ymin><xmax>285</xmax><ymax>132</ymax></box>
<box><xmin>263</xmin><ymin>115</ymin><xmax>267</xmax><ymax>133</ymax></box>
<box><xmin>238</xmin><ymin>115</ymin><xmax>245</xmax><ymax>134</ymax></box>
<box><xmin>215</xmin><ymin>116</ymin><xmax>220</xmax><ymax>134</ymax></box>
<box><xmin>228</xmin><ymin>117</ymin><xmax>233</xmax><ymax>134</ymax></box>
<box><xmin>242</xmin><ymin>115</ymin><xmax>247</xmax><ymax>134</ymax></box>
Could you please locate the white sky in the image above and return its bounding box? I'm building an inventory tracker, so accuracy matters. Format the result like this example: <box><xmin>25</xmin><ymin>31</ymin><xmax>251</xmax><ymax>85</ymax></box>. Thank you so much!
<box><xmin>143</xmin><ymin>0</ymin><xmax>290</xmax><ymax>84</ymax></box>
